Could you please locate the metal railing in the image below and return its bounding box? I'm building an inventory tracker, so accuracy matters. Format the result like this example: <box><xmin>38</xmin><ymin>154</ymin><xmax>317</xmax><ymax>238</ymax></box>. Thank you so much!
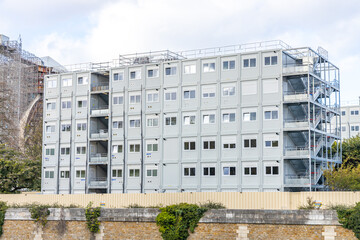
<box><xmin>91</xmin><ymin>106</ymin><xmax>109</xmax><ymax>116</ymax></box>
<box><xmin>90</xmin><ymin>129</ymin><xmax>109</xmax><ymax>139</ymax></box>
<box><xmin>284</xmin><ymin>146</ymin><xmax>310</xmax><ymax>157</ymax></box>
<box><xmin>89</xmin><ymin>153</ymin><xmax>108</xmax><ymax>164</ymax></box>
<box><xmin>91</xmin><ymin>84</ymin><xmax>109</xmax><ymax>92</ymax></box>
<box><xmin>88</xmin><ymin>177</ymin><xmax>108</xmax><ymax>187</ymax></box>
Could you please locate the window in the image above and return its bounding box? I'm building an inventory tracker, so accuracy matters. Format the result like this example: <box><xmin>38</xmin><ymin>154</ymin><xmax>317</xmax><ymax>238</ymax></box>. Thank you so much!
<box><xmin>341</xmin><ymin>126</ymin><xmax>346</xmax><ymax>132</ymax></box>
<box><xmin>351</xmin><ymin>110</ymin><xmax>359</xmax><ymax>115</ymax></box>
<box><xmin>129</xmin><ymin>169</ymin><xmax>140</xmax><ymax>177</ymax></box>
<box><xmin>147</xmin><ymin>143</ymin><xmax>158</xmax><ymax>152</ymax></box>
<box><xmin>147</xmin><ymin>118</ymin><xmax>159</xmax><ymax>127</ymax></box>
<box><xmin>223</xmin><ymin>167</ymin><xmax>236</xmax><ymax>176</ymax></box>
<box><xmin>76</xmin><ymin>170</ymin><xmax>85</xmax><ymax>178</ymax></box>
<box><xmin>113</xmin><ymin>96</ymin><xmax>123</xmax><ymax>105</ymax></box>
<box><xmin>223</xmin><ymin>113</ymin><xmax>235</xmax><ymax>123</ymax></box>
<box><xmin>243</xmin><ymin>58</ymin><xmax>256</xmax><ymax>68</ymax></box>
<box><xmin>77</xmin><ymin>77</ymin><xmax>88</xmax><ymax>85</ymax></box>
<box><xmin>147</xmin><ymin>93</ymin><xmax>159</xmax><ymax>102</ymax></box>
<box><xmin>244</xmin><ymin>139</ymin><xmax>257</xmax><ymax>148</ymax></box>
<box><xmin>351</xmin><ymin>125</ymin><xmax>359</xmax><ymax>131</ymax></box>
<box><xmin>112</xmin><ymin>169</ymin><xmax>123</xmax><ymax>178</ymax></box>
<box><xmin>62</xmin><ymin>78</ymin><xmax>72</xmax><ymax>87</ymax></box>
<box><xmin>165</xmin><ymin>91</ymin><xmax>177</xmax><ymax>101</ymax></box>
<box><xmin>113</xmin><ymin>121</ymin><xmax>123</xmax><ymax>129</ymax></box>
<box><xmin>184</xmin><ymin>167</ymin><xmax>196</xmax><ymax>176</ymax></box>
<box><xmin>223</xmin><ymin>87</ymin><xmax>235</xmax><ymax>96</ymax></box>
<box><xmin>61</xmin><ymin>124</ymin><xmax>71</xmax><ymax>132</ymax></box>
<box><xmin>184</xmin><ymin>64</ymin><xmax>196</xmax><ymax>74</ymax></box>
<box><xmin>184</xmin><ymin>90</ymin><xmax>196</xmax><ymax>99</ymax></box>
<box><xmin>60</xmin><ymin>147</ymin><xmax>70</xmax><ymax>155</ymax></box>
<box><xmin>44</xmin><ymin>171</ymin><xmax>54</xmax><ymax>179</ymax></box>
<box><xmin>244</xmin><ymin>167</ymin><xmax>257</xmax><ymax>175</ymax></box>
<box><xmin>264</xmin><ymin>56</ymin><xmax>278</xmax><ymax>66</ymax></box>
<box><xmin>203</xmin><ymin>141</ymin><xmax>215</xmax><ymax>150</ymax></box>
<box><xmin>146</xmin><ymin>169</ymin><xmax>158</xmax><ymax>177</ymax></box>
<box><xmin>184</xmin><ymin>115</ymin><xmax>196</xmax><ymax>125</ymax></box>
<box><xmin>45</xmin><ymin>148</ymin><xmax>55</xmax><ymax>156</ymax></box>
<box><xmin>223</xmin><ymin>143</ymin><xmax>236</xmax><ymax>149</ymax></box>
<box><xmin>47</xmin><ymin>80</ymin><xmax>57</xmax><ymax>88</ymax></box>
<box><xmin>130</xmin><ymin>95</ymin><xmax>141</xmax><ymax>104</ymax></box>
<box><xmin>203</xmin><ymin>114</ymin><xmax>215</xmax><ymax>124</ymax></box>
<box><xmin>243</xmin><ymin>112</ymin><xmax>256</xmax><ymax>121</ymax></box>
<box><xmin>165</xmin><ymin>117</ymin><xmax>177</xmax><ymax>126</ymax></box>
<box><xmin>76</xmin><ymin>146</ymin><xmax>86</xmax><ymax>155</ymax></box>
<box><xmin>77</xmin><ymin>100</ymin><xmax>87</xmax><ymax>108</ymax></box>
<box><xmin>60</xmin><ymin>170</ymin><xmax>70</xmax><ymax>178</ymax></box>
<box><xmin>264</xmin><ymin>110</ymin><xmax>278</xmax><ymax>120</ymax></box>
<box><xmin>165</xmin><ymin>66</ymin><xmax>177</xmax><ymax>76</ymax></box>
<box><xmin>202</xmin><ymin>89</ymin><xmax>215</xmax><ymax>98</ymax></box>
<box><xmin>223</xmin><ymin>60</ymin><xmax>235</xmax><ymax>70</ymax></box>
<box><xmin>203</xmin><ymin>62</ymin><xmax>215</xmax><ymax>72</ymax></box>
<box><xmin>129</xmin><ymin>144</ymin><xmax>140</xmax><ymax>152</ymax></box>
<box><xmin>76</xmin><ymin>123</ymin><xmax>86</xmax><ymax>131</ymax></box>
<box><xmin>46</xmin><ymin>125</ymin><xmax>55</xmax><ymax>133</ymax></box>
<box><xmin>184</xmin><ymin>141</ymin><xmax>196</xmax><ymax>150</ymax></box>
<box><xmin>46</xmin><ymin>102</ymin><xmax>56</xmax><ymax>110</ymax></box>
<box><xmin>148</xmin><ymin>69</ymin><xmax>159</xmax><ymax>78</ymax></box>
<box><xmin>265</xmin><ymin>140</ymin><xmax>279</xmax><ymax>148</ymax></box>
<box><xmin>265</xmin><ymin>166</ymin><xmax>279</xmax><ymax>175</ymax></box>
<box><xmin>61</xmin><ymin>101</ymin><xmax>71</xmax><ymax>109</ymax></box>
<box><xmin>130</xmin><ymin>70</ymin><xmax>141</xmax><ymax>80</ymax></box>
<box><xmin>342</xmin><ymin>111</ymin><xmax>346</xmax><ymax>116</ymax></box>
<box><xmin>203</xmin><ymin>167</ymin><xmax>215</xmax><ymax>176</ymax></box>
<box><xmin>113</xmin><ymin>72</ymin><xmax>124</xmax><ymax>81</ymax></box>
<box><xmin>112</xmin><ymin>145</ymin><xmax>123</xmax><ymax>153</ymax></box>
<box><xmin>129</xmin><ymin>119</ymin><xmax>140</xmax><ymax>128</ymax></box>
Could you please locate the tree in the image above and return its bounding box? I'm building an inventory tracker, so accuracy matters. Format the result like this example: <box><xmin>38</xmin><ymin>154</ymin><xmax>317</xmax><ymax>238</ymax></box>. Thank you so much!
<box><xmin>0</xmin><ymin>144</ymin><xmax>40</xmax><ymax>193</ymax></box>
<box><xmin>324</xmin><ymin>136</ymin><xmax>360</xmax><ymax>191</ymax></box>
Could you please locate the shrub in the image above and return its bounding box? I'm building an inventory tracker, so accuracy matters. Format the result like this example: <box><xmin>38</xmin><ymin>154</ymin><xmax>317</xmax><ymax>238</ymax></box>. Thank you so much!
<box><xmin>28</xmin><ymin>204</ymin><xmax>50</xmax><ymax>227</ymax></box>
<box><xmin>156</xmin><ymin>203</ymin><xmax>207</xmax><ymax>240</ymax></box>
<box><xmin>298</xmin><ymin>197</ymin><xmax>316</xmax><ymax>210</ymax></box>
<box><xmin>336</xmin><ymin>202</ymin><xmax>360</xmax><ymax>239</ymax></box>
<box><xmin>198</xmin><ymin>201</ymin><xmax>226</xmax><ymax>210</ymax></box>
<box><xmin>85</xmin><ymin>202</ymin><xmax>101</xmax><ymax>233</ymax></box>
<box><xmin>0</xmin><ymin>201</ymin><xmax>8</xmax><ymax>236</ymax></box>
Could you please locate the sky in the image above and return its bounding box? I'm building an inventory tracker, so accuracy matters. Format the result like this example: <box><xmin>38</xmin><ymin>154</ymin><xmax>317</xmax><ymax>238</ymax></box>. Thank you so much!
<box><xmin>1</xmin><ymin>0</ymin><xmax>360</xmax><ymax>102</ymax></box>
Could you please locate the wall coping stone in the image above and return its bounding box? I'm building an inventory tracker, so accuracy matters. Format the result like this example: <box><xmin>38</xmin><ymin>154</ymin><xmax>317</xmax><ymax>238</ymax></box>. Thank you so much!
<box><xmin>4</xmin><ymin>208</ymin><xmax>341</xmax><ymax>225</ymax></box>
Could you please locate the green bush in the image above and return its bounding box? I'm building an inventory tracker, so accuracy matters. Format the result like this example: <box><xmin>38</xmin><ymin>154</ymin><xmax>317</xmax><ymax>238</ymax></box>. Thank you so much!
<box><xmin>85</xmin><ymin>202</ymin><xmax>101</xmax><ymax>233</ymax></box>
<box><xmin>29</xmin><ymin>204</ymin><xmax>50</xmax><ymax>227</ymax></box>
<box><xmin>336</xmin><ymin>202</ymin><xmax>360</xmax><ymax>239</ymax></box>
<box><xmin>0</xmin><ymin>201</ymin><xmax>8</xmax><ymax>236</ymax></box>
<box><xmin>198</xmin><ymin>201</ymin><xmax>226</xmax><ymax>210</ymax></box>
<box><xmin>156</xmin><ymin>203</ymin><xmax>207</xmax><ymax>240</ymax></box>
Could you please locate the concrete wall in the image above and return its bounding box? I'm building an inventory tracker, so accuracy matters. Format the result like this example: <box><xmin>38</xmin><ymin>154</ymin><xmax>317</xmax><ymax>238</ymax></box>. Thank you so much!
<box><xmin>1</xmin><ymin>208</ymin><xmax>356</xmax><ymax>240</ymax></box>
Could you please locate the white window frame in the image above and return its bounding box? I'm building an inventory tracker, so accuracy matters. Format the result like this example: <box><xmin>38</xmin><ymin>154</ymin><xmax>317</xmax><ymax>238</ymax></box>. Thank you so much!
<box><xmin>112</xmin><ymin>168</ymin><xmax>123</xmax><ymax>178</ymax></box>
<box><xmin>44</xmin><ymin>170</ymin><xmax>55</xmax><ymax>179</ymax></box>
<box><xmin>183</xmin><ymin>90</ymin><xmax>196</xmax><ymax>99</ymax></box>
<box><xmin>184</xmin><ymin>64</ymin><xmax>196</xmax><ymax>74</ymax></box>
<box><xmin>203</xmin><ymin>62</ymin><xmax>216</xmax><ymax>72</ymax></box>
<box><xmin>129</xmin><ymin>144</ymin><xmax>141</xmax><ymax>153</ymax></box>
<box><xmin>129</xmin><ymin>69</ymin><xmax>141</xmax><ymax>80</ymax></box>
<box><xmin>129</xmin><ymin>94</ymin><xmax>141</xmax><ymax>104</ymax></box>
<box><xmin>203</xmin><ymin>114</ymin><xmax>215</xmax><ymax>124</ymax></box>
<box><xmin>76</xmin><ymin>146</ymin><xmax>86</xmax><ymax>155</ymax></box>
<box><xmin>222</xmin><ymin>60</ymin><xmax>235</xmax><ymax>70</ymax></box>
<box><xmin>183</xmin><ymin>167</ymin><xmax>196</xmax><ymax>177</ymax></box>
<box><xmin>243</xmin><ymin>58</ymin><xmax>256</xmax><ymax>68</ymax></box>
<box><xmin>222</xmin><ymin>86</ymin><xmax>235</xmax><ymax>96</ymax></box>
<box><xmin>184</xmin><ymin>141</ymin><xmax>196</xmax><ymax>151</ymax></box>
<box><xmin>165</xmin><ymin>66</ymin><xmax>177</xmax><ymax>76</ymax></box>
<box><xmin>183</xmin><ymin>115</ymin><xmax>196</xmax><ymax>125</ymax></box>
<box><xmin>147</xmin><ymin>68</ymin><xmax>159</xmax><ymax>78</ymax></box>
<box><xmin>113</xmin><ymin>71</ymin><xmax>124</xmax><ymax>81</ymax></box>
<box><xmin>203</xmin><ymin>166</ymin><xmax>216</xmax><ymax>176</ymax></box>
<box><xmin>75</xmin><ymin>170</ymin><xmax>86</xmax><ymax>178</ymax></box>
<box><xmin>223</xmin><ymin>166</ymin><xmax>236</xmax><ymax>176</ymax></box>
<box><xmin>264</xmin><ymin>56</ymin><xmax>278</xmax><ymax>66</ymax></box>
<box><xmin>129</xmin><ymin>168</ymin><xmax>140</xmax><ymax>177</ymax></box>
<box><xmin>165</xmin><ymin>116</ymin><xmax>177</xmax><ymax>126</ymax></box>
<box><xmin>47</xmin><ymin>79</ymin><xmax>57</xmax><ymax>88</ymax></box>
<box><xmin>147</xmin><ymin>92</ymin><xmax>159</xmax><ymax>103</ymax></box>
<box><xmin>62</xmin><ymin>78</ymin><xmax>72</xmax><ymax>87</ymax></box>
<box><xmin>222</xmin><ymin>113</ymin><xmax>236</xmax><ymax>123</ymax></box>
<box><xmin>77</xmin><ymin>76</ymin><xmax>88</xmax><ymax>85</ymax></box>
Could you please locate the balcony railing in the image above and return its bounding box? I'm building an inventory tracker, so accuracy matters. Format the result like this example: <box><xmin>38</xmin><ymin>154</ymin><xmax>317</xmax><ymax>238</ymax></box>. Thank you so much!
<box><xmin>90</xmin><ymin>129</ymin><xmax>109</xmax><ymax>139</ymax></box>
<box><xmin>89</xmin><ymin>153</ymin><xmax>108</xmax><ymax>164</ymax></box>
<box><xmin>284</xmin><ymin>174</ymin><xmax>310</xmax><ymax>185</ymax></box>
<box><xmin>284</xmin><ymin>146</ymin><xmax>309</xmax><ymax>157</ymax></box>
<box><xmin>284</xmin><ymin>119</ymin><xmax>308</xmax><ymax>129</ymax></box>
<box><xmin>91</xmin><ymin>106</ymin><xmax>109</xmax><ymax>116</ymax></box>
<box><xmin>91</xmin><ymin>84</ymin><xmax>109</xmax><ymax>92</ymax></box>
<box><xmin>88</xmin><ymin>177</ymin><xmax>108</xmax><ymax>187</ymax></box>
<box><xmin>283</xmin><ymin>90</ymin><xmax>308</xmax><ymax>102</ymax></box>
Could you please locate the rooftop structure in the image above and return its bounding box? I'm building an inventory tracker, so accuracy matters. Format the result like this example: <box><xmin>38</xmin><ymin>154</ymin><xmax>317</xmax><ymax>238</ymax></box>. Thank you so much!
<box><xmin>42</xmin><ymin>40</ymin><xmax>341</xmax><ymax>194</ymax></box>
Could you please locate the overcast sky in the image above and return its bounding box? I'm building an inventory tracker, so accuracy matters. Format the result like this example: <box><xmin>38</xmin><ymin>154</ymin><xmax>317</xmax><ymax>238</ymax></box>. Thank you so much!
<box><xmin>1</xmin><ymin>0</ymin><xmax>360</xmax><ymax>102</ymax></box>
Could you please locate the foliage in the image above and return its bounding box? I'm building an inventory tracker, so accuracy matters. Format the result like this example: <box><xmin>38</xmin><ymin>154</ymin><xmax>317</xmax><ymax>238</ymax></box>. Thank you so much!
<box><xmin>0</xmin><ymin>144</ymin><xmax>41</xmax><ymax>193</ymax></box>
<box><xmin>336</xmin><ymin>202</ymin><xmax>360</xmax><ymax>239</ymax></box>
<box><xmin>156</xmin><ymin>203</ymin><xmax>207</xmax><ymax>240</ymax></box>
<box><xmin>126</xmin><ymin>203</ymin><xmax>163</xmax><ymax>208</ymax></box>
<box><xmin>0</xmin><ymin>201</ymin><xmax>8</xmax><ymax>237</ymax></box>
<box><xmin>298</xmin><ymin>197</ymin><xmax>316</xmax><ymax>210</ymax></box>
<box><xmin>29</xmin><ymin>203</ymin><xmax>50</xmax><ymax>227</ymax></box>
<box><xmin>198</xmin><ymin>201</ymin><xmax>226</xmax><ymax>210</ymax></box>
<box><xmin>323</xmin><ymin>164</ymin><xmax>360</xmax><ymax>191</ymax></box>
<box><xmin>334</xmin><ymin>136</ymin><xmax>360</xmax><ymax>168</ymax></box>
<box><xmin>85</xmin><ymin>202</ymin><xmax>101</xmax><ymax>233</ymax></box>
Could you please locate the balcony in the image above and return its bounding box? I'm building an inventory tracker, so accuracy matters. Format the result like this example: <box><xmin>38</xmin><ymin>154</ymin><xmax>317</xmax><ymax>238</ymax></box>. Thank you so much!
<box><xmin>284</xmin><ymin>147</ymin><xmax>310</xmax><ymax>157</ymax></box>
<box><xmin>283</xmin><ymin>91</ymin><xmax>308</xmax><ymax>102</ymax></box>
<box><xmin>91</xmin><ymin>106</ymin><xmax>109</xmax><ymax>116</ymax></box>
<box><xmin>88</xmin><ymin>177</ymin><xmax>108</xmax><ymax>188</ymax></box>
<box><xmin>90</xmin><ymin>129</ymin><xmax>109</xmax><ymax>140</ymax></box>
<box><xmin>284</xmin><ymin>119</ymin><xmax>308</xmax><ymax>129</ymax></box>
<box><xmin>284</xmin><ymin>174</ymin><xmax>310</xmax><ymax>186</ymax></box>
<box><xmin>89</xmin><ymin>153</ymin><xmax>108</xmax><ymax>164</ymax></box>
<box><xmin>91</xmin><ymin>84</ymin><xmax>109</xmax><ymax>92</ymax></box>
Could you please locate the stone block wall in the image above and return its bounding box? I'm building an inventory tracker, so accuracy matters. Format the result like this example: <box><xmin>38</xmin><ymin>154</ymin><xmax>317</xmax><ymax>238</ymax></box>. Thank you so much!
<box><xmin>0</xmin><ymin>208</ymin><xmax>356</xmax><ymax>240</ymax></box>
